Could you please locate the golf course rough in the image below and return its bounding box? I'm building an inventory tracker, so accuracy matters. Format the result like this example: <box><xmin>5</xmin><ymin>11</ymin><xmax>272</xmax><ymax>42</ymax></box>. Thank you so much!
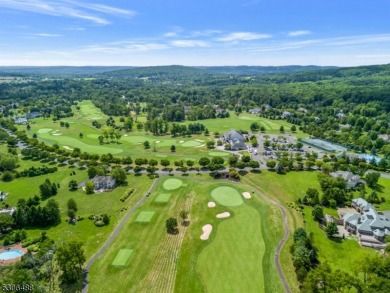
<box><xmin>208</xmin><ymin>151</ymin><xmax>230</xmax><ymax>157</ymax></box>
<box><xmin>162</xmin><ymin>178</ymin><xmax>183</xmax><ymax>190</ymax></box>
<box><xmin>210</xmin><ymin>186</ymin><xmax>243</xmax><ymax>207</ymax></box>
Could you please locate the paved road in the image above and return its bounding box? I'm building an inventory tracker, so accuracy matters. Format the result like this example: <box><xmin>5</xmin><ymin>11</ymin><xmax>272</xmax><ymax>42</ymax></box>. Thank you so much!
<box><xmin>242</xmin><ymin>181</ymin><xmax>291</xmax><ymax>293</ymax></box>
<box><xmin>82</xmin><ymin>177</ymin><xmax>162</xmax><ymax>293</ymax></box>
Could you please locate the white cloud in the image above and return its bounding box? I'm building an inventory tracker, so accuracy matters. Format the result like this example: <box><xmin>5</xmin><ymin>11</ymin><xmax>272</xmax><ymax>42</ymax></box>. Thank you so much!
<box><xmin>31</xmin><ymin>33</ymin><xmax>62</xmax><ymax>37</ymax></box>
<box><xmin>217</xmin><ymin>32</ymin><xmax>271</xmax><ymax>42</ymax></box>
<box><xmin>0</xmin><ymin>0</ymin><xmax>135</xmax><ymax>25</ymax></box>
<box><xmin>171</xmin><ymin>40</ymin><xmax>209</xmax><ymax>47</ymax></box>
<box><xmin>81</xmin><ymin>42</ymin><xmax>169</xmax><ymax>53</ymax></box>
<box><xmin>288</xmin><ymin>30</ymin><xmax>312</xmax><ymax>37</ymax></box>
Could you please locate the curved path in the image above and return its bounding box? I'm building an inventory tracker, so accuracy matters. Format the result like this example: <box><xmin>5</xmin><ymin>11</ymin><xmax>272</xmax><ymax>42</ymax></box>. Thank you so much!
<box><xmin>82</xmin><ymin>177</ymin><xmax>162</xmax><ymax>293</ymax></box>
<box><xmin>241</xmin><ymin>182</ymin><xmax>291</xmax><ymax>293</ymax></box>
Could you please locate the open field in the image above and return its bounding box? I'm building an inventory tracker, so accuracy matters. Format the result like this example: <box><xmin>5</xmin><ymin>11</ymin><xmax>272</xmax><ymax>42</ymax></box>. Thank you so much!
<box><xmin>243</xmin><ymin>170</ymin><xmax>390</xmax><ymax>292</ymax></box>
<box><xmin>88</xmin><ymin>176</ymin><xmax>284</xmax><ymax>293</ymax></box>
<box><xmin>22</xmin><ymin>101</ymin><xmax>308</xmax><ymax>163</ymax></box>
<box><xmin>0</xmin><ymin>167</ymin><xmax>152</xmax><ymax>260</ymax></box>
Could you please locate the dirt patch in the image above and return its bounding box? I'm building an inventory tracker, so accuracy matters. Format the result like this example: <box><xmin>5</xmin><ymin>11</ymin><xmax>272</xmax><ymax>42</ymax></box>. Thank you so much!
<box><xmin>200</xmin><ymin>224</ymin><xmax>212</xmax><ymax>240</ymax></box>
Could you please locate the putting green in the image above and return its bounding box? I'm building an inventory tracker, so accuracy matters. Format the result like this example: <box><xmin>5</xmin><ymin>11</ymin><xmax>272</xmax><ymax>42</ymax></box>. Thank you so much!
<box><xmin>37</xmin><ymin>128</ymin><xmax>53</xmax><ymax>134</ymax></box>
<box><xmin>154</xmin><ymin>193</ymin><xmax>172</xmax><ymax>203</ymax></box>
<box><xmin>163</xmin><ymin>178</ymin><xmax>183</xmax><ymax>190</ymax></box>
<box><xmin>197</xmin><ymin>205</ymin><xmax>265</xmax><ymax>292</ymax></box>
<box><xmin>208</xmin><ymin>152</ymin><xmax>230</xmax><ymax>157</ymax></box>
<box><xmin>135</xmin><ymin>211</ymin><xmax>155</xmax><ymax>223</ymax></box>
<box><xmin>112</xmin><ymin>249</ymin><xmax>134</xmax><ymax>267</ymax></box>
<box><xmin>210</xmin><ymin>186</ymin><xmax>243</xmax><ymax>207</ymax></box>
<box><xmin>181</xmin><ymin>141</ymin><xmax>202</xmax><ymax>147</ymax></box>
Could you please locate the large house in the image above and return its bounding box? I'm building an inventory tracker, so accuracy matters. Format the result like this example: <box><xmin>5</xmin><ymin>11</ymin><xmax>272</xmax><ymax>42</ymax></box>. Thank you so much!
<box><xmin>92</xmin><ymin>176</ymin><xmax>116</xmax><ymax>190</ymax></box>
<box><xmin>14</xmin><ymin>116</ymin><xmax>27</xmax><ymax>124</ymax></box>
<box><xmin>329</xmin><ymin>171</ymin><xmax>364</xmax><ymax>189</ymax></box>
<box><xmin>223</xmin><ymin>130</ymin><xmax>247</xmax><ymax>151</ymax></box>
<box><xmin>343</xmin><ymin>198</ymin><xmax>390</xmax><ymax>242</ymax></box>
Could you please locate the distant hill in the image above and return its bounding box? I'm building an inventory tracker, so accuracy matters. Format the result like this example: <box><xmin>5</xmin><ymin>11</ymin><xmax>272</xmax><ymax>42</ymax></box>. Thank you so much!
<box><xmin>101</xmin><ymin>65</ymin><xmax>210</xmax><ymax>78</ymax></box>
<box><xmin>197</xmin><ymin>65</ymin><xmax>336</xmax><ymax>75</ymax></box>
<box><xmin>0</xmin><ymin>66</ymin><xmax>135</xmax><ymax>76</ymax></box>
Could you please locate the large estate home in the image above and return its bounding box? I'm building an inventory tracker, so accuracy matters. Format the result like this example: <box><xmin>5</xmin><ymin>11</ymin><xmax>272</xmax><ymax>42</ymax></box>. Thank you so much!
<box><xmin>223</xmin><ymin>130</ymin><xmax>247</xmax><ymax>151</ymax></box>
<box><xmin>92</xmin><ymin>176</ymin><xmax>116</xmax><ymax>191</ymax></box>
<box><xmin>13</xmin><ymin>116</ymin><xmax>28</xmax><ymax>124</ymax></box>
<box><xmin>343</xmin><ymin>198</ymin><xmax>390</xmax><ymax>242</ymax></box>
<box><xmin>329</xmin><ymin>171</ymin><xmax>365</xmax><ymax>189</ymax></box>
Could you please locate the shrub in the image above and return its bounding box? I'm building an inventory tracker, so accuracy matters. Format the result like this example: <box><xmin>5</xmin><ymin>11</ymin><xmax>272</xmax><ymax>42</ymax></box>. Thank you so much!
<box><xmin>120</xmin><ymin>188</ymin><xmax>135</xmax><ymax>202</ymax></box>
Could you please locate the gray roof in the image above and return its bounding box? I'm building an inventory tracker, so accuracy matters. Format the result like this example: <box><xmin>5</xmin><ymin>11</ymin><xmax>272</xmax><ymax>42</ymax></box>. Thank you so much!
<box><xmin>224</xmin><ymin>130</ymin><xmax>247</xmax><ymax>150</ymax></box>
<box><xmin>92</xmin><ymin>176</ymin><xmax>115</xmax><ymax>184</ymax></box>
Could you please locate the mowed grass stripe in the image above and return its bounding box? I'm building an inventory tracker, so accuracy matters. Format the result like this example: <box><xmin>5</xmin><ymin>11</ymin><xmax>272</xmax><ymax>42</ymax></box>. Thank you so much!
<box><xmin>154</xmin><ymin>193</ymin><xmax>172</xmax><ymax>203</ymax></box>
<box><xmin>197</xmin><ymin>205</ymin><xmax>265</xmax><ymax>293</ymax></box>
<box><xmin>135</xmin><ymin>211</ymin><xmax>155</xmax><ymax>223</ymax></box>
<box><xmin>112</xmin><ymin>249</ymin><xmax>134</xmax><ymax>267</ymax></box>
<box><xmin>139</xmin><ymin>192</ymin><xmax>195</xmax><ymax>293</ymax></box>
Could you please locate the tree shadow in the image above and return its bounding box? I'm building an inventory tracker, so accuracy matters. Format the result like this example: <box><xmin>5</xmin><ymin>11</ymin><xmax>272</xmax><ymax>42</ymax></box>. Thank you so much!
<box><xmin>372</xmin><ymin>184</ymin><xmax>384</xmax><ymax>193</ymax></box>
<box><xmin>59</xmin><ymin>279</ymin><xmax>83</xmax><ymax>293</ymax></box>
<box><xmin>238</xmin><ymin>170</ymin><xmax>248</xmax><ymax>176</ymax></box>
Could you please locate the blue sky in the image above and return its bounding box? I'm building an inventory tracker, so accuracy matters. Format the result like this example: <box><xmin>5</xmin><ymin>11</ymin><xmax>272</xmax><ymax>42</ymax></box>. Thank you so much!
<box><xmin>0</xmin><ymin>0</ymin><xmax>389</xmax><ymax>66</ymax></box>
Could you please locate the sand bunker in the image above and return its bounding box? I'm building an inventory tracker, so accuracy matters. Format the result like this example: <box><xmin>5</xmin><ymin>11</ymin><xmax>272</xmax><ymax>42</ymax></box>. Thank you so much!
<box><xmin>63</xmin><ymin>146</ymin><xmax>73</xmax><ymax>151</ymax></box>
<box><xmin>155</xmin><ymin>141</ymin><xmax>160</xmax><ymax>144</ymax></box>
<box><xmin>208</xmin><ymin>201</ymin><xmax>216</xmax><ymax>208</ymax></box>
<box><xmin>179</xmin><ymin>140</ymin><xmax>184</xmax><ymax>143</ymax></box>
<box><xmin>52</xmin><ymin>133</ymin><xmax>62</xmax><ymax>136</ymax></box>
<box><xmin>216</xmin><ymin>212</ymin><xmax>231</xmax><ymax>218</ymax></box>
<box><xmin>124</xmin><ymin>134</ymin><xmax>128</xmax><ymax>137</ymax></box>
<box><xmin>195</xmin><ymin>139</ymin><xmax>205</xmax><ymax>142</ymax></box>
<box><xmin>242</xmin><ymin>192</ymin><xmax>252</xmax><ymax>199</ymax></box>
<box><xmin>200</xmin><ymin>224</ymin><xmax>212</xmax><ymax>240</ymax></box>
<box><xmin>196</xmin><ymin>144</ymin><xmax>205</xmax><ymax>148</ymax></box>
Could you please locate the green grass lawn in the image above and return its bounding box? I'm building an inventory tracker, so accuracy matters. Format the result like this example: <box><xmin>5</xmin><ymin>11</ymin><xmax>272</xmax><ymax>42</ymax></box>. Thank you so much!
<box><xmin>242</xmin><ymin>171</ymin><xmax>316</xmax><ymax>293</ymax></box>
<box><xmin>135</xmin><ymin>211</ymin><xmax>155</xmax><ymax>223</ymax></box>
<box><xmin>210</xmin><ymin>185</ymin><xmax>244</xmax><ymax>207</ymax></box>
<box><xmin>154</xmin><ymin>193</ymin><xmax>172</xmax><ymax>203</ymax></box>
<box><xmin>1</xmin><ymin>168</ymin><xmax>152</xmax><ymax>260</ymax></box>
<box><xmin>111</xmin><ymin>249</ymin><xmax>134</xmax><ymax>267</ymax></box>
<box><xmin>162</xmin><ymin>178</ymin><xmax>183</xmax><ymax>190</ymax></box>
<box><xmin>304</xmin><ymin>206</ymin><xmax>377</xmax><ymax>273</ymax></box>
<box><xmin>88</xmin><ymin>175</ymin><xmax>283</xmax><ymax>293</ymax></box>
<box><xmin>197</xmin><ymin>203</ymin><xmax>265</xmax><ymax>293</ymax></box>
<box><xmin>23</xmin><ymin>101</ymin><xmax>308</xmax><ymax>162</ymax></box>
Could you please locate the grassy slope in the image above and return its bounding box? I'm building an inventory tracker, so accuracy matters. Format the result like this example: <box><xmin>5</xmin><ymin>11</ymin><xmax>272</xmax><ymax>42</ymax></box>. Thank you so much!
<box><xmin>88</xmin><ymin>175</ymin><xmax>283</xmax><ymax>293</ymax></box>
<box><xmin>1</xmin><ymin>166</ymin><xmax>151</xmax><ymax>260</ymax></box>
<box><xmin>242</xmin><ymin>171</ymin><xmax>316</xmax><ymax>293</ymax></box>
<box><xmin>175</xmin><ymin>177</ymin><xmax>283</xmax><ymax>293</ymax></box>
<box><xmin>197</xmin><ymin>205</ymin><xmax>265</xmax><ymax>293</ymax></box>
<box><xmin>24</xmin><ymin>101</ymin><xmax>307</xmax><ymax>162</ymax></box>
<box><xmin>243</xmin><ymin>170</ymin><xmax>390</xmax><ymax>291</ymax></box>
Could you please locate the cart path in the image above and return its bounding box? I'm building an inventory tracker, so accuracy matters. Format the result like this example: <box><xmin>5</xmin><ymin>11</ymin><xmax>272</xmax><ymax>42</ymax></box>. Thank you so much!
<box><xmin>82</xmin><ymin>177</ymin><xmax>162</xmax><ymax>293</ymax></box>
<box><xmin>241</xmin><ymin>182</ymin><xmax>291</xmax><ymax>293</ymax></box>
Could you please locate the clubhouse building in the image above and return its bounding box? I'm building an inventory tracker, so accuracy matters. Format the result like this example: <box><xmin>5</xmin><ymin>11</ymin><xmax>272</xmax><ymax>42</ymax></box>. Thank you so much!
<box><xmin>223</xmin><ymin>130</ymin><xmax>247</xmax><ymax>151</ymax></box>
